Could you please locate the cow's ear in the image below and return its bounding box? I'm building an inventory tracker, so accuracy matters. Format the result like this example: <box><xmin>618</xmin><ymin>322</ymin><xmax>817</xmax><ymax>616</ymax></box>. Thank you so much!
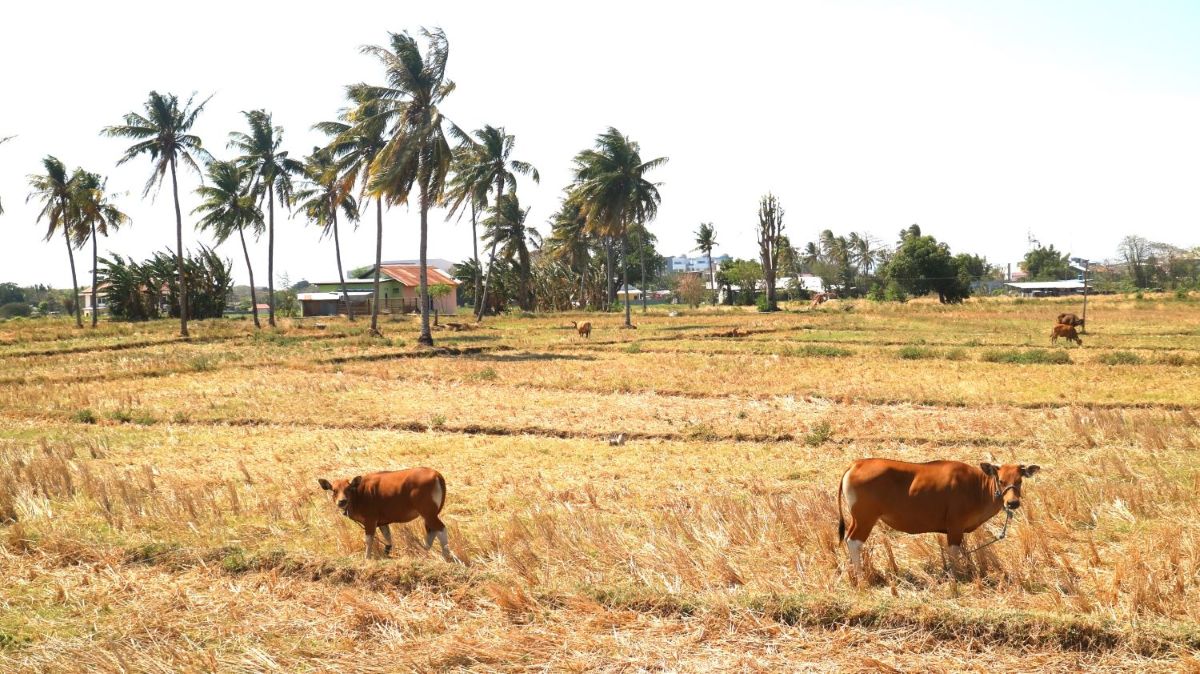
<box><xmin>349</xmin><ymin>475</ymin><xmax>362</xmax><ymax>490</ymax></box>
<box><xmin>317</xmin><ymin>478</ymin><xmax>332</xmax><ymax>491</ymax></box>
<box><xmin>1021</xmin><ymin>465</ymin><xmax>1041</xmax><ymax>478</ymax></box>
<box><xmin>979</xmin><ymin>463</ymin><xmax>998</xmax><ymax>476</ymax></box>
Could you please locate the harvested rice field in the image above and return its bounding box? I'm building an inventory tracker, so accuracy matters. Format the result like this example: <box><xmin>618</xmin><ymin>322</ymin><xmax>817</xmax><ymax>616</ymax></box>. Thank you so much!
<box><xmin>3</xmin><ymin>295</ymin><xmax>1200</xmax><ymax>672</ymax></box>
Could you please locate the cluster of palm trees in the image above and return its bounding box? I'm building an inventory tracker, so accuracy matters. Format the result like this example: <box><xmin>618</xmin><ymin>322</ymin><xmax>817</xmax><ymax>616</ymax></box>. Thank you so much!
<box><xmin>26</xmin><ymin>156</ymin><xmax>129</xmax><ymax>328</ymax></box>
<box><xmin>800</xmin><ymin>230</ymin><xmax>884</xmax><ymax>292</ymax></box>
<box><xmin>22</xmin><ymin>28</ymin><xmax>668</xmax><ymax>340</ymax></box>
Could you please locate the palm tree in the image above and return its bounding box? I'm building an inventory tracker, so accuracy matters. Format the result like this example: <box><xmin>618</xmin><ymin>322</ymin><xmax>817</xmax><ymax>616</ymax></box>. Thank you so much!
<box><xmin>296</xmin><ymin>147</ymin><xmax>360</xmax><ymax>320</ymax></box>
<box><xmin>229</xmin><ymin>109</ymin><xmax>301</xmax><ymax>328</ymax></box>
<box><xmin>694</xmin><ymin>222</ymin><xmax>717</xmax><ymax>302</ymax></box>
<box><xmin>70</xmin><ymin>170</ymin><xmax>130</xmax><ymax>327</ymax></box>
<box><xmin>546</xmin><ymin>200</ymin><xmax>591</xmax><ymax>308</ymax></box>
<box><xmin>193</xmin><ymin>160</ymin><xmax>265</xmax><ymax>328</ymax></box>
<box><xmin>483</xmin><ymin>194</ymin><xmax>539</xmax><ymax>310</ymax></box>
<box><xmin>315</xmin><ymin>89</ymin><xmax>388</xmax><ymax>335</ymax></box>
<box><xmin>358</xmin><ymin>28</ymin><xmax>456</xmax><ymax>347</ymax></box>
<box><xmin>444</xmin><ymin>125</ymin><xmax>540</xmax><ymax>321</ymax></box>
<box><xmin>849</xmin><ymin>232</ymin><xmax>881</xmax><ymax>276</ymax></box>
<box><xmin>103</xmin><ymin>91</ymin><xmax>211</xmax><ymax>338</ymax></box>
<box><xmin>28</xmin><ymin>156</ymin><xmax>83</xmax><ymax>327</ymax></box>
<box><xmin>569</xmin><ymin>127</ymin><xmax>667</xmax><ymax>328</ymax></box>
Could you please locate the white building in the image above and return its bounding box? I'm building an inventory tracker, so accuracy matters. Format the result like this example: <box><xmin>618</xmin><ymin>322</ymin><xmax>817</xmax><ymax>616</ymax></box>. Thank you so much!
<box><xmin>667</xmin><ymin>253</ymin><xmax>730</xmax><ymax>273</ymax></box>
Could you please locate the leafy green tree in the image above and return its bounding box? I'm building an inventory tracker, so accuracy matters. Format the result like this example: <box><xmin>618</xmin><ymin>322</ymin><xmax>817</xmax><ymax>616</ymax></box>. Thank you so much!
<box><xmin>317</xmin><ymin>88</ymin><xmax>389</xmax><ymax>335</ymax></box>
<box><xmin>881</xmin><ymin>229</ymin><xmax>970</xmax><ymax>303</ymax></box>
<box><xmin>296</xmin><ymin>147</ymin><xmax>359</xmax><ymax>320</ymax></box>
<box><xmin>569</xmin><ymin>127</ymin><xmax>667</xmax><ymax>327</ymax></box>
<box><xmin>193</xmin><ymin>160</ymin><xmax>265</xmax><ymax>328</ymax></box>
<box><xmin>70</xmin><ymin>170</ymin><xmax>129</xmax><ymax>327</ymax></box>
<box><xmin>445</xmin><ymin>125</ymin><xmax>540</xmax><ymax>321</ymax></box>
<box><xmin>1020</xmin><ymin>244</ymin><xmax>1072</xmax><ymax>281</ymax></box>
<box><xmin>103</xmin><ymin>91</ymin><xmax>211</xmax><ymax>337</ymax></box>
<box><xmin>359</xmin><ymin>28</ymin><xmax>456</xmax><ymax>346</ymax></box>
<box><xmin>718</xmin><ymin>259</ymin><xmax>764</xmax><ymax>305</ymax></box>
<box><xmin>229</xmin><ymin>109</ymin><xmax>301</xmax><ymax>328</ymax></box>
<box><xmin>0</xmin><ymin>283</ymin><xmax>24</xmax><ymax>305</ymax></box>
<box><xmin>27</xmin><ymin>156</ymin><xmax>83</xmax><ymax>327</ymax></box>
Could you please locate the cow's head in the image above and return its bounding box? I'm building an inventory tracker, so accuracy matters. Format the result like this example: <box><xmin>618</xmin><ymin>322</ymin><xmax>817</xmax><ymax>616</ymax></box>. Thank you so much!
<box><xmin>317</xmin><ymin>475</ymin><xmax>362</xmax><ymax>516</ymax></box>
<box><xmin>980</xmin><ymin>463</ymin><xmax>1040</xmax><ymax>510</ymax></box>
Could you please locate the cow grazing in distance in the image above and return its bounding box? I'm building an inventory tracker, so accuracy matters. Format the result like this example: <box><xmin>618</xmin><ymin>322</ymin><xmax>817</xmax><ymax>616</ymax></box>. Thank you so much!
<box><xmin>571</xmin><ymin>321</ymin><xmax>592</xmax><ymax>338</ymax></box>
<box><xmin>318</xmin><ymin>467</ymin><xmax>456</xmax><ymax>562</ymax></box>
<box><xmin>1057</xmin><ymin>313</ymin><xmax>1085</xmax><ymax>328</ymax></box>
<box><xmin>1050</xmin><ymin>323</ymin><xmax>1082</xmax><ymax>346</ymax></box>
<box><xmin>810</xmin><ymin>293</ymin><xmax>829</xmax><ymax>309</ymax></box>
<box><xmin>837</xmin><ymin>459</ymin><xmax>1040</xmax><ymax>578</ymax></box>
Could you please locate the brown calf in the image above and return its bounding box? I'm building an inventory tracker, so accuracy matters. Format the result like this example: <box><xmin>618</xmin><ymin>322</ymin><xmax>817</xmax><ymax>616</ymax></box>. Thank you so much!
<box><xmin>1057</xmin><ymin>313</ymin><xmax>1085</xmax><ymax>328</ymax></box>
<box><xmin>318</xmin><ymin>467</ymin><xmax>456</xmax><ymax>561</ymax></box>
<box><xmin>1050</xmin><ymin>323</ymin><xmax>1082</xmax><ymax>346</ymax></box>
<box><xmin>838</xmin><ymin>459</ymin><xmax>1040</xmax><ymax>576</ymax></box>
<box><xmin>571</xmin><ymin>321</ymin><xmax>592</xmax><ymax>338</ymax></box>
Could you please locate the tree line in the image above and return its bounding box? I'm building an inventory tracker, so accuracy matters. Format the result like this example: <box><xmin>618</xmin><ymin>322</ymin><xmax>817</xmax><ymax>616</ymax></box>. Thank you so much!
<box><xmin>10</xmin><ymin>28</ymin><xmax>667</xmax><ymax>342</ymax></box>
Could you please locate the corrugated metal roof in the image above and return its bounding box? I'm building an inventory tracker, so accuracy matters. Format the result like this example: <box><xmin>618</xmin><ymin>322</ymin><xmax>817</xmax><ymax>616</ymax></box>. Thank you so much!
<box><xmin>379</xmin><ymin>264</ymin><xmax>459</xmax><ymax>287</ymax></box>
<box><xmin>1004</xmin><ymin>280</ymin><xmax>1088</xmax><ymax>289</ymax></box>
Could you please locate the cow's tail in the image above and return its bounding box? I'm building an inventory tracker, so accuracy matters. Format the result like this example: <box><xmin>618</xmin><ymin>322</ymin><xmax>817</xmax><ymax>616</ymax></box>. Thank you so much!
<box><xmin>837</xmin><ymin>469</ymin><xmax>847</xmax><ymax>542</ymax></box>
<box><xmin>435</xmin><ymin>472</ymin><xmax>447</xmax><ymax>515</ymax></box>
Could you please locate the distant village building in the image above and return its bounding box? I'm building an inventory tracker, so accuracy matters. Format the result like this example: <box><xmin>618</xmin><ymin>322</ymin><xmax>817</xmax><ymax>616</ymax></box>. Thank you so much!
<box><xmin>1003</xmin><ymin>279</ymin><xmax>1090</xmax><ymax>297</ymax></box>
<box><xmin>666</xmin><ymin>253</ymin><xmax>730</xmax><ymax>274</ymax></box>
<box><xmin>301</xmin><ymin>262</ymin><xmax>459</xmax><ymax>317</ymax></box>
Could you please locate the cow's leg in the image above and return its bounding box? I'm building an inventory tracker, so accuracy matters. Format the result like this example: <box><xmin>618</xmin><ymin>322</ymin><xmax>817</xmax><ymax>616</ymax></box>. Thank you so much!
<box><xmin>843</xmin><ymin>514</ymin><xmax>877</xmax><ymax>582</ymax></box>
<box><xmin>946</xmin><ymin>531</ymin><xmax>967</xmax><ymax>574</ymax></box>
<box><xmin>363</xmin><ymin>523</ymin><xmax>377</xmax><ymax>561</ymax></box>
<box><xmin>424</xmin><ymin>515</ymin><xmax>458</xmax><ymax>563</ymax></box>
<box><xmin>378</xmin><ymin>524</ymin><xmax>393</xmax><ymax>557</ymax></box>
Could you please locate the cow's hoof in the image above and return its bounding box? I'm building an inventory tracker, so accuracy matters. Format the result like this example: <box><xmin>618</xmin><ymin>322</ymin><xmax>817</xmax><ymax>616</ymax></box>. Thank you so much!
<box><xmin>383</xmin><ymin>545</ymin><xmax>393</xmax><ymax>556</ymax></box>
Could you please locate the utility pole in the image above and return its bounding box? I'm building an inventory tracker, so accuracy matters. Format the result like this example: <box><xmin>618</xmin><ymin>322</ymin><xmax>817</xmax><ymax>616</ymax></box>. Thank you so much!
<box><xmin>1081</xmin><ymin>259</ymin><xmax>1089</xmax><ymax>334</ymax></box>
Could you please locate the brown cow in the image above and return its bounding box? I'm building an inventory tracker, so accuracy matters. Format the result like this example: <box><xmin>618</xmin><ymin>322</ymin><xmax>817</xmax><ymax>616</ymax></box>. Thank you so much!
<box><xmin>571</xmin><ymin>320</ymin><xmax>592</xmax><ymax>338</ymax></box>
<box><xmin>1050</xmin><ymin>323</ymin><xmax>1082</xmax><ymax>346</ymax></box>
<box><xmin>318</xmin><ymin>467</ymin><xmax>456</xmax><ymax>561</ymax></box>
<box><xmin>837</xmin><ymin>459</ymin><xmax>1040</xmax><ymax>577</ymax></box>
<box><xmin>810</xmin><ymin>293</ymin><xmax>828</xmax><ymax>309</ymax></box>
<box><xmin>1057</xmin><ymin>313</ymin><xmax>1085</xmax><ymax>328</ymax></box>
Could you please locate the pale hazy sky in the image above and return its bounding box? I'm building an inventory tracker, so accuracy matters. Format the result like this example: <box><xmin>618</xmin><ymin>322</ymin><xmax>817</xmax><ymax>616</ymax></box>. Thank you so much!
<box><xmin>2</xmin><ymin>0</ymin><xmax>1199</xmax><ymax>288</ymax></box>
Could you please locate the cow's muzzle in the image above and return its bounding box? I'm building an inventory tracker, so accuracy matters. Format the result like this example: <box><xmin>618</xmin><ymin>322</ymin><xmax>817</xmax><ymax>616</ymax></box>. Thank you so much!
<box><xmin>1005</xmin><ymin>499</ymin><xmax>1021</xmax><ymax>510</ymax></box>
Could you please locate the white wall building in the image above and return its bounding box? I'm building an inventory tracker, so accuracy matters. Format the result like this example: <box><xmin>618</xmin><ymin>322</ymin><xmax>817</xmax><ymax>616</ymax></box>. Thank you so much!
<box><xmin>666</xmin><ymin>253</ymin><xmax>730</xmax><ymax>273</ymax></box>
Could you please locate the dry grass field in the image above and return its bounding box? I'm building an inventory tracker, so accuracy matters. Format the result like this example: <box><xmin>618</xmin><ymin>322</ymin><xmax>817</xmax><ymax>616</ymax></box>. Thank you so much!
<box><xmin>2</xmin><ymin>295</ymin><xmax>1200</xmax><ymax>672</ymax></box>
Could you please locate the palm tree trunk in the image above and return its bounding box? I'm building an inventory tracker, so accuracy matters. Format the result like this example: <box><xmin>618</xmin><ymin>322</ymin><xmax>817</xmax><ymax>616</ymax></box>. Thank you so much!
<box><xmin>267</xmin><ymin>187</ymin><xmax>276</xmax><ymax>328</ymax></box>
<box><xmin>470</xmin><ymin>201</ymin><xmax>481</xmax><ymax>316</ymax></box>
<box><xmin>478</xmin><ymin>238</ymin><xmax>499</xmax><ymax>321</ymax></box>
<box><xmin>332</xmin><ymin>207</ymin><xmax>353</xmax><ymax>321</ymax></box>
<box><xmin>90</xmin><ymin>220</ymin><xmax>99</xmax><ymax>328</ymax></box>
<box><xmin>62</xmin><ymin>207</ymin><xmax>82</xmax><ymax>329</ymax></box>
<box><xmin>417</xmin><ymin>189</ymin><xmax>434</xmax><ymax>347</ymax></box>
<box><xmin>238</xmin><ymin>225</ymin><xmax>261</xmax><ymax>329</ymax></box>
<box><xmin>168</xmin><ymin>157</ymin><xmax>189</xmax><ymax>338</ymax></box>
<box><xmin>708</xmin><ymin>250</ymin><xmax>716</xmax><ymax>304</ymax></box>
<box><xmin>639</xmin><ymin>232</ymin><xmax>648</xmax><ymax>313</ymax></box>
<box><xmin>579</xmin><ymin>259</ymin><xmax>586</xmax><ymax>310</ymax></box>
<box><xmin>605</xmin><ymin>238</ymin><xmax>615</xmax><ymax>310</ymax></box>
<box><xmin>622</xmin><ymin>233</ymin><xmax>632</xmax><ymax>327</ymax></box>
<box><xmin>370</xmin><ymin>198</ymin><xmax>383</xmax><ymax>336</ymax></box>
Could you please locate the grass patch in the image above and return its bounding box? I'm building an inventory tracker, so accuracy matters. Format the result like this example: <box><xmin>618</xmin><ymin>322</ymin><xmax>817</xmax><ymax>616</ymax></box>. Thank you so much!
<box><xmin>70</xmin><ymin>408</ymin><xmax>97</xmax><ymax>424</ymax></box>
<box><xmin>803</xmin><ymin>420</ymin><xmax>834</xmax><ymax>446</ymax></box>
<box><xmin>469</xmin><ymin>367</ymin><xmax>498</xmax><ymax>382</ymax></box>
<box><xmin>787</xmin><ymin>344</ymin><xmax>853</xmax><ymax>358</ymax></box>
<box><xmin>896</xmin><ymin>346</ymin><xmax>938</xmax><ymax>360</ymax></box>
<box><xmin>981</xmin><ymin>349</ymin><xmax>1072</xmax><ymax>365</ymax></box>
<box><xmin>189</xmin><ymin>354</ymin><xmax>218</xmax><ymax>372</ymax></box>
<box><xmin>1099</xmin><ymin>351</ymin><xmax>1144</xmax><ymax>366</ymax></box>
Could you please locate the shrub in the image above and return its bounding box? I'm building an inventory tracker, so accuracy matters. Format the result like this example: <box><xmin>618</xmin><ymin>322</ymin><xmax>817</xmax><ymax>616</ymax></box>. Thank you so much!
<box><xmin>896</xmin><ymin>346</ymin><xmax>937</xmax><ymax>360</ymax></box>
<box><xmin>943</xmin><ymin>348</ymin><xmax>968</xmax><ymax>361</ymax></box>
<box><xmin>1099</xmin><ymin>351</ymin><xmax>1144</xmax><ymax>366</ymax></box>
<box><xmin>470</xmin><ymin>367</ymin><xmax>498</xmax><ymax>382</ymax></box>
<box><xmin>0</xmin><ymin>302</ymin><xmax>31</xmax><ymax>318</ymax></box>
<box><xmin>71</xmin><ymin>409</ymin><xmax>97</xmax><ymax>424</ymax></box>
<box><xmin>190</xmin><ymin>355</ymin><xmax>217</xmax><ymax>372</ymax></box>
<box><xmin>1153</xmin><ymin>353</ymin><xmax>1191</xmax><ymax>366</ymax></box>
<box><xmin>803</xmin><ymin>420</ymin><xmax>834</xmax><ymax>446</ymax></box>
<box><xmin>981</xmin><ymin>349</ymin><xmax>1071</xmax><ymax>365</ymax></box>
